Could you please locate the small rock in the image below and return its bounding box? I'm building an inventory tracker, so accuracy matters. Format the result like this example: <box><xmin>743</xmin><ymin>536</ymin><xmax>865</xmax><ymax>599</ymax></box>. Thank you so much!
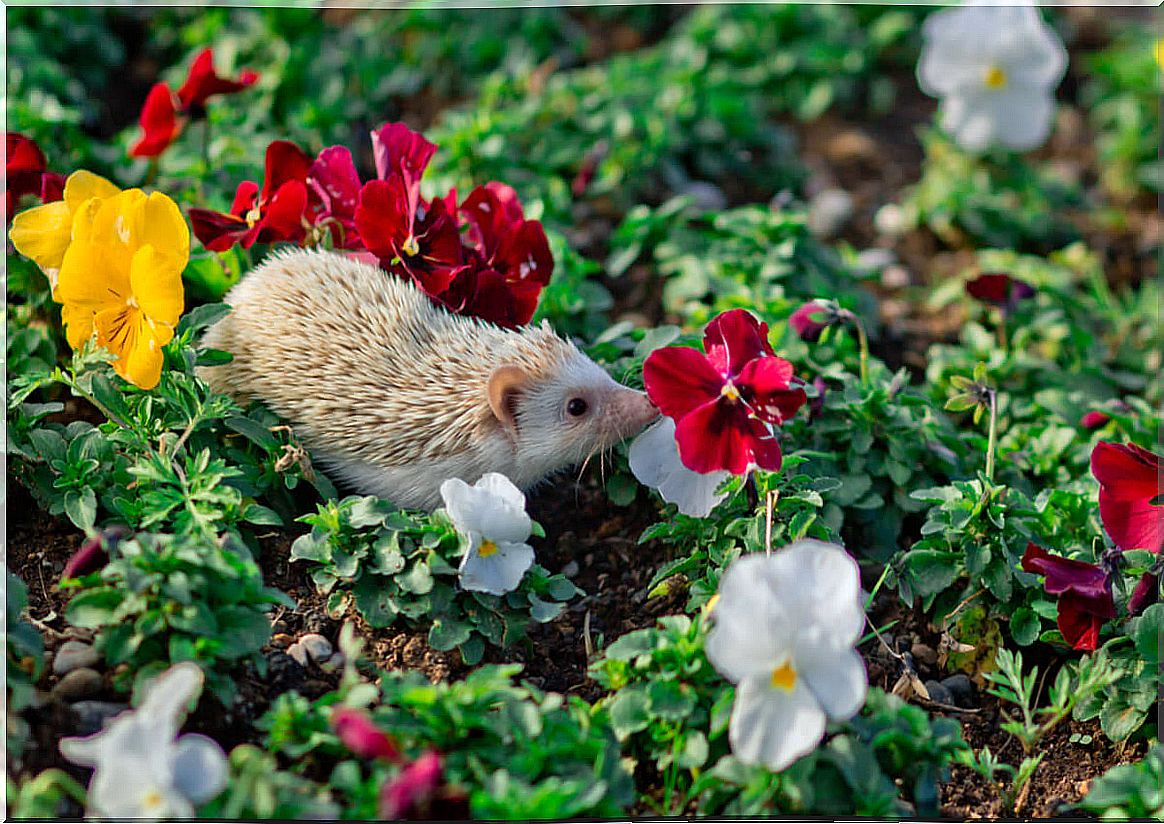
<box><xmin>53</xmin><ymin>640</ymin><xmax>99</xmax><ymax>675</ymax></box>
<box><xmin>941</xmin><ymin>674</ymin><xmax>976</xmax><ymax>708</ymax></box>
<box><xmin>52</xmin><ymin>668</ymin><xmax>103</xmax><ymax>702</ymax></box>
<box><xmin>924</xmin><ymin>679</ymin><xmax>954</xmax><ymax>705</ymax></box>
<box><xmin>70</xmin><ymin>700</ymin><xmax>129</xmax><ymax>736</ymax></box>
<box><xmin>874</xmin><ymin>203</ymin><xmax>909</xmax><ymax>237</ymax></box>
<box><xmin>288</xmin><ymin>633</ymin><xmax>333</xmax><ymax>667</ymax></box>
<box><xmin>678</xmin><ymin>181</ymin><xmax>727</xmax><ymax>212</ymax></box>
<box><xmin>560</xmin><ymin>560</ymin><xmax>580</xmax><ymax>578</ymax></box>
<box><xmin>910</xmin><ymin>642</ymin><xmax>938</xmax><ymax>667</ymax></box>
<box><xmin>807</xmin><ymin>188</ymin><xmax>854</xmax><ymax>239</ymax></box>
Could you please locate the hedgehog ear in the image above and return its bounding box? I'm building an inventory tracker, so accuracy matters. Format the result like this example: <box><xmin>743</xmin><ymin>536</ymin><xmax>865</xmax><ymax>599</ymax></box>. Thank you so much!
<box><xmin>487</xmin><ymin>365</ymin><xmax>527</xmax><ymax>437</ymax></box>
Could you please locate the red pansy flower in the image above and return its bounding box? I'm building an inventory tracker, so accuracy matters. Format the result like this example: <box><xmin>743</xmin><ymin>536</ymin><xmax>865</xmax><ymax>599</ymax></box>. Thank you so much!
<box><xmin>176</xmin><ymin>48</ymin><xmax>259</xmax><ymax>114</ymax></box>
<box><xmin>1091</xmin><ymin>441</ymin><xmax>1163</xmax><ymax>555</ymax></box>
<box><xmin>331</xmin><ymin>707</ymin><xmax>402</xmax><ymax>763</ymax></box>
<box><xmin>189</xmin><ymin>140</ymin><xmax>313</xmax><ymax>251</ymax></box>
<box><xmin>306</xmin><ymin>146</ymin><xmax>364</xmax><ymax>250</ymax></box>
<box><xmin>1021</xmin><ymin>542</ymin><xmax>1115</xmax><ymax>651</ymax></box>
<box><xmin>965</xmin><ymin>272</ymin><xmax>1035</xmax><ymax>312</ymax></box>
<box><xmin>379</xmin><ymin>750</ymin><xmax>444</xmax><ymax>820</ymax></box>
<box><xmin>6</xmin><ymin>133</ymin><xmax>65</xmax><ymax>220</ymax></box>
<box><xmin>1080</xmin><ymin>410</ymin><xmax>1111</xmax><ymax>430</ymax></box>
<box><xmin>643</xmin><ymin>309</ymin><xmax>807</xmax><ymax>475</ymax></box>
<box><xmin>129</xmin><ymin>48</ymin><xmax>258</xmax><ymax>159</ymax></box>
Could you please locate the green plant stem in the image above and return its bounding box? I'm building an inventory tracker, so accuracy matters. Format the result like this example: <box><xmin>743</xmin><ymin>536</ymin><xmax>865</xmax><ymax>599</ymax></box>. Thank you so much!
<box><xmin>202</xmin><ymin>118</ymin><xmax>212</xmax><ymax>169</ymax></box>
<box><xmin>60</xmin><ymin>372</ymin><xmax>132</xmax><ymax>432</ymax></box>
<box><xmin>985</xmin><ymin>389</ymin><xmax>998</xmax><ymax>483</ymax></box>
<box><xmin>849</xmin><ymin>314</ymin><xmax>870</xmax><ymax>388</ymax></box>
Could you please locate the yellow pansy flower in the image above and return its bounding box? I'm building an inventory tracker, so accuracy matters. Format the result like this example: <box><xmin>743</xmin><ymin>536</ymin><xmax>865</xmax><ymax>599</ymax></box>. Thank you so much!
<box><xmin>54</xmin><ymin>187</ymin><xmax>189</xmax><ymax>390</ymax></box>
<box><xmin>9</xmin><ymin>170</ymin><xmax>120</xmax><ymax>288</ymax></box>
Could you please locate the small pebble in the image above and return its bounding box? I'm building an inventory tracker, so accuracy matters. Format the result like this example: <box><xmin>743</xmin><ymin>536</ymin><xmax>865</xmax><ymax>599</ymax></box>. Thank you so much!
<box><xmin>52</xmin><ymin>668</ymin><xmax>103</xmax><ymax>702</ymax></box>
<box><xmin>924</xmin><ymin>679</ymin><xmax>954</xmax><ymax>705</ymax></box>
<box><xmin>874</xmin><ymin>203</ymin><xmax>909</xmax><ymax>237</ymax></box>
<box><xmin>288</xmin><ymin>633</ymin><xmax>333</xmax><ymax>667</ymax></box>
<box><xmin>940</xmin><ymin>674</ymin><xmax>976</xmax><ymax>708</ymax></box>
<box><xmin>910</xmin><ymin>642</ymin><xmax>938</xmax><ymax>667</ymax></box>
<box><xmin>807</xmin><ymin>188</ymin><xmax>854</xmax><ymax>239</ymax></box>
<box><xmin>52</xmin><ymin>640</ymin><xmax>99</xmax><ymax>675</ymax></box>
<box><xmin>70</xmin><ymin>700</ymin><xmax>129</xmax><ymax>736</ymax></box>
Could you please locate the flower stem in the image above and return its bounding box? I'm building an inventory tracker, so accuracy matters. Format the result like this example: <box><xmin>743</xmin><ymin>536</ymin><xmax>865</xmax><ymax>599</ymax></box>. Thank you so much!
<box><xmin>848</xmin><ymin>313</ymin><xmax>870</xmax><ymax>388</ymax></box>
<box><xmin>985</xmin><ymin>389</ymin><xmax>998</xmax><ymax>483</ymax></box>
<box><xmin>201</xmin><ymin>118</ymin><xmax>212</xmax><ymax>169</ymax></box>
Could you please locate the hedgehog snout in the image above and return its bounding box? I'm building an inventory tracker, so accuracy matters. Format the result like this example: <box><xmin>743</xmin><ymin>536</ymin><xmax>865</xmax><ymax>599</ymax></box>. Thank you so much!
<box><xmin>608</xmin><ymin>388</ymin><xmax>660</xmax><ymax>441</ymax></box>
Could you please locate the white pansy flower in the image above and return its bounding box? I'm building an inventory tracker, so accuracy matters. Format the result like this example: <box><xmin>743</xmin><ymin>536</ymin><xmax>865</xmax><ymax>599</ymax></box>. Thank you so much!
<box><xmin>60</xmin><ymin>662</ymin><xmax>228</xmax><ymax>818</ymax></box>
<box><xmin>705</xmin><ymin>540</ymin><xmax>867</xmax><ymax>772</ymax></box>
<box><xmin>440</xmin><ymin>472</ymin><xmax>535</xmax><ymax>596</ymax></box>
<box><xmin>629</xmin><ymin>417</ymin><xmax>730</xmax><ymax>518</ymax></box>
<box><xmin>917</xmin><ymin>1</ymin><xmax>1067</xmax><ymax>152</ymax></box>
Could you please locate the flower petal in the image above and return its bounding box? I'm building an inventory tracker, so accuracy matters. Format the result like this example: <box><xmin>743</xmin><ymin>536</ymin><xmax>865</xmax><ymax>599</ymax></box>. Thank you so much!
<box><xmin>9</xmin><ymin>200</ymin><xmax>73</xmax><ymax>273</ymax></box>
<box><xmin>63</xmin><ymin>170</ymin><xmax>120</xmax><ymax>213</ymax></box>
<box><xmin>675</xmin><ymin>400</ymin><xmax>782</xmax><ymax>475</ymax></box>
<box><xmin>705</xmin><ymin>554</ymin><xmax>793</xmax><ymax>684</ymax></box>
<box><xmin>769</xmin><ymin>539</ymin><xmax>866</xmax><ymax>646</ymax></box>
<box><xmin>130</xmin><ymin>244</ymin><xmax>186</xmax><ymax>327</ymax></box>
<box><xmin>795</xmin><ymin>644</ymin><xmax>867</xmax><ymax>721</ymax></box>
<box><xmin>170</xmin><ymin>733</ymin><xmax>229</xmax><ymax>804</ymax></box>
<box><xmin>729</xmin><ymin>673</ymin><xmax>826</xmax><ymax>772</ymax></box>
<box><xmin>628</xmin><ymin>417</ymin><xmax>729</xmax><ymax>518</ymax></box>
<box><xmin>458</xmin><ymin>540</ymin><xmax>534</xmax><ymax>595</ymax></box>
<box><xmin>703</xmin><ymin>309</ymin><xmax>774</xmax><ymax>378</ymax></box>
<box><xmin>642</xmin><ymin>347</ymin><xmax>723</xmax><ymax>421</ymax></box>
<box><xmin>737</xmin><ymin>358</ymin><xmax>806</xmax><ymax>425</ymax></box>
<box><xmin>130</xmin><ymin>83</ymin><xmax>181</xmax><ymax>158</ymax></box>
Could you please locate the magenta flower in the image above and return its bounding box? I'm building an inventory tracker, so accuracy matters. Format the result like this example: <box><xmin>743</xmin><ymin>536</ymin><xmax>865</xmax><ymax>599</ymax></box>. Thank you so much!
<box><xmin>331</xmin><ymin>708</ymin><xmax>402</xmax><ymax>763</ymax></box>
<box><xmin>1021</xmin><ymin>543</ymin><xmax>1115</xmax><ymax>651</ymax></box>
<box><xmin>643</xmin><ymin>309</ymin><xmax>806</xmax><ymax>475</ymax></box>
<box><xmin>378</xmin><ymin>750</ymin><xmax>444</xmax><ymax>819</ymax></box>
<box><xmin>1080</xmin><ymin>410</ymin><xmax>1111</xmax><ymax>430</ymax></box>
<box><xmin>60</xmin><ymin>526</ymin><xmax>130</xmax><ymax>581</ymax></box>
<box><xmin>788</xmin><ymin>300</ymin><xmax>841</xmax><ymax>343</ymax></box>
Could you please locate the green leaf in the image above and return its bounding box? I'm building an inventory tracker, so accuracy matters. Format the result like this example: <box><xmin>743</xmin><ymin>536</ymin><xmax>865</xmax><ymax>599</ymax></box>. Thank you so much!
<box><xmin>215</xmin><ymin>607</ymin><xmax>272</xmax><ymax>658</ymax></box>
<box><xmin>677</xmin><ymin>730</ymin><xmax>709</xmax><ymax>769</ymax></box>
<box><xmin>65</xmin><ymin>589</ymin><xmax>122</xmax><ymax>628</ymax></box>
<box><xmin>647</xmin><ymin>678</ymin><xmax>696</xmax><ymax>720</ymax></box>
<box><xmin>528</xmin><ymin>594</ymin><xmax>563</xmax><ymax>623</ymax></box>
<box><xmin>353</xmin><ymin>577</ymin><xmax>400</xmax><ymax>628</ymax></box>
<box><xmin>242</xmin><ymin>503</ymin><xmax>284</xmax><ymax>527</ymax></box>
<box><xmin>400</xmin><ymin>560</ymin><xmax>434</xmax><ymax>595</ymax></box>
<box><xmin>904</xmin><ymin>550</ymin><xmax>961</xmax><ymax>597</ymax></box>
<box><xmin>1100</xmin><ymin>692</ymin><xmax>1148</xmax><ymax>742</ymax></box>
<box><xmin>1009</xmin><ymin>607</ymin><xmax>1040</xmax><ymax>646</ymax></box>
<box><xmin>602</xmin><ymin>629</ymin><xmax>655</xmax><ymax>661</ymax></box>
<box><xmin>607</xmin><ymin>687</ymin><xmax>651</xmax><ymax>738</ymax></box>
<box><xmin>428</xmin><ymin>618</ymin><xmax>472</xmax><ymax>650</ymax></box>
<box><xmin>225</xmin><ymin>416</ymin><xmax>278</xmax><ymax>449</ymax></box>
<box><xmin>605</xmin><ymin>473</ymin><xmax>638</xmax><ymax>507</ymax></box>
<box><xmin>63</xmin><ymin>487</ymin><xmax>97</xmax><ymax>532</ymax></box>
<box><xmin>1133</xmin><ymin>604</ymin><xmax>1163</xmax><ymax>665</ymax></box>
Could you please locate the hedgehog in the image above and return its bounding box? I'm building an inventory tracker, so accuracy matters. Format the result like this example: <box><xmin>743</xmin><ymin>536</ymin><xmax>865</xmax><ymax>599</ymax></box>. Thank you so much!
<box><xmin>200</xmin><ymin>248</ymin><xmax>659</xmax><ymax>510</ymax></box>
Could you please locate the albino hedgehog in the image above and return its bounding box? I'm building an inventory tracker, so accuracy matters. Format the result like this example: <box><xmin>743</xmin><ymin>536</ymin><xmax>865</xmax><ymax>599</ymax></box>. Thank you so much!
<box><xmin>200</xmin><ymin>248</ymin><xmax>659</xmax><ymax>509</ymax></box>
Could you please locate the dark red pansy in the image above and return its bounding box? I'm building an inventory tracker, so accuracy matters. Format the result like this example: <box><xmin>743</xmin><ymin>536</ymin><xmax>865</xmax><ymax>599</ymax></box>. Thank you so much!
<box><xmin>378</xmin><ymin>750</ymin><xmax>444</xmax><ymax>820</ymax></box>
<box><xmin>176</xmin><ymin>48</ymin><xmax>259</xmax><ymax>114</ymax></box>
<box><xmin>6</xmin><ymin>133</ymin><xmax>64</xmax><ymax>219</ymax></box>
<box><xmin>306</xmin><ymin>145</ymin><xmax>364</xmax><ymax>249</ymax></box>
<box><xmin>808</xmin><ymin>376</ymin><xmax>828</xmax><ymax>420</ymax></box>
<box><xmin>1128</xmin><ymin>570</ymin><xmax>1159</xmax><ymax>616</ymax></box>
<box><xmin>331</xmin><ymin>707</ymin><xmax>402</xmax><ymax>763</ymax></box>
<box><xmin>965</xmin><ymin>272</ymin><xmax>1036</xmax><ymax>312</ymax></box>
<box><xmin>60</xmin><ymin>526</ymin><xmax>130</xmax><ymax>581</ymax></box>
<box><xmin>129</xmin><ymin>83</ymin><xmax>182</xmax><ymax>158</ymax></box>
<box><xmin>1091</xmin><ymin>441</ymin><xmax>1163</xmax><ymax>555</ymax></box>
<box><xmin>789</xmin><ymin>301</ymin><xmax>833</xmax><ymax>343</ymax></box>
<box><xmin>371</xmin><ymin>121</ymin><xmax>437</xmax><ymax>186</ymax></box>
<box><xmin>1021</xmin><ymin>542</ymin><xmax>1115</xmax><ymax>651</ymax></box>
<box><xmin>643</xmin><ymin>309</ymin><xmax>806</xmax><ymax>475</ymax></box>
<box><xmin>189</xmin><ymin>140</ymin><xmax>313</xmax><ymax>251</ymax></box>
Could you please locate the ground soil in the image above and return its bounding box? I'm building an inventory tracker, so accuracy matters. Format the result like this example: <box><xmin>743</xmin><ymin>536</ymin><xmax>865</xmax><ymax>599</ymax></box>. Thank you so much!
<box><xmin>7</xmin><ymin>4</ymin><xmax>1158</xmax><ymax>818</ymax></box>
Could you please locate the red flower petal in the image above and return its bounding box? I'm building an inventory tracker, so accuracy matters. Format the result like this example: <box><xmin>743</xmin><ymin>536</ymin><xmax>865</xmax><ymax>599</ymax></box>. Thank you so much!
<box><xmin>1129</xmin><ymin>572</ymin><xmax>1158</xmax><ymax>616</ymax></box>
<box><xmin>643</xmin><ymin>347</ymin><xmax>724</xmax><ymax>421</ymax></box>
<box><xmin>736</xmin><ymin>357</ymin><xmax>803</xmax><ymax>425</ymax></box>
<box><xmin>130</xmin><ymin>83</ymin><xmax>182</xmax><ymax>158</ymax></box>
<box><xmin>372</xmin><ymin>122</ymin><xmax>437</xmax><ymax>185</ymax></box>
<box><xmin>176</xmin><ymin>48</ymin><xmax>259</xmax><ymax>112</ymax></box>
<box><xmin>675</xmin><ymin>399</ymin><xmax>783</xmax><ymax>474</ymax></box>
<box><xmin>1056</xmin><ymin>592</ymin><xmax>1106</xmax><ymax>651</ymax></box>
<box><xmin>189</xmin><ymin>207</ymin><xmax>252</xmax><ymax>252</ymax></box>
<box><xmin>1020</xmin><ymin>543</ymin><xmax>1111</xmax><ymax>600</ymax></box>
<box><xmin>39</xmin><ymin>172</ymin><xmax>65</xmax><ymax>204</ymax></box>
<box><xmin>7</xmin><ymin>132</ymin><xmax>46</xmax><ymax>175</ymax></box>
<box><xmin>260</xmin><ymin>140</ymin><xmax>313</xmax><ymax>204</ymax></box>
<box><xmin>789</xmin><ymin>301</ymin><xmax>835</xmax><ymax>343</ymax></box>
<box><xmin>1079</xmin><ymin>410</ymin><xmax>1111</xmax><ymax>430</ymax></box>
<box><xmin>258</xmin><ymin>179</ymin><xmax>309</xmax><ymax>243</ymax></box>
<box><xmin>703</xmin><ymin>309</ymin><xmax>775</xmax><ymax>379</ymax></box>
<box><xmin>965</xmin><ymin>273</ymin><xmax>1035</xmax><ymax>306</ymax></box>
<box><xmin>355</xmin><ymin>177</ymin><xmax>413</xmax><ymax>261</ymax></box>
<box><xmin>308</xmin><ymin>146</ymin><xmax>363</xmax><ymax>247</ymax></box>
<box><xmin>229</xmin><ymin>180</ymin><xmax>260</xmax><ymax>218</ymax></box>
<box><xmin>1091</xmin><ymin>442</ymin><xmax>1163</xmax><ymax>554</ymax></box>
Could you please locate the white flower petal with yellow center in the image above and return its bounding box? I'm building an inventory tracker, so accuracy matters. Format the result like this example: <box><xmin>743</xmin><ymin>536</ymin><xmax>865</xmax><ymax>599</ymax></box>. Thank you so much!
<box><xmin>59</xmin><ymin>662</ymin><xmax>228</xmax><ymax>818</ymax></box>
<box><xmin>629</xmin><ymin>417</ymin><xmax>730</xmax><ymax>518</ymax></box>
<box><xmin>705</xmin><ymin>540</ymin><xmax>867</xmax><ymax>772</ymax></box>
<box><xmin>440</xmin><ymin>472</ymin><xmax>536</xmax><ymax>596</ymax></box>
<box><xmin>916</xmin><ymin>0</ymin><xmax>1067</xmax><ymax>152</ymax></box>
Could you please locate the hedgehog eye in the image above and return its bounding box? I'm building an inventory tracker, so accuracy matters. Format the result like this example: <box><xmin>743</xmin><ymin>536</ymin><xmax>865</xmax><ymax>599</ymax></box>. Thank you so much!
<box><xmin>566</xmin><ymin>398</ymin><xmax>589</xmax><ymax>417</ymax></box>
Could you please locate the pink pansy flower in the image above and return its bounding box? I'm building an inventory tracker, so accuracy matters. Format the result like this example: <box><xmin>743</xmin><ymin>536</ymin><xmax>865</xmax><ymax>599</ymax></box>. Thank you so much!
<box><xmin>331</xmin><ymin>707</ymin><xmax>402</xmax><ymax>763</ymax></box>
<box><xmin>378</xmin><ymin>750</ymin><xmax>444</xmax><ymax>819</ymax></box>
<box><xmin>1021</xmin><ymin>543</ymin><xmax>1115</xmax><ymax>652</ymax></box>
<box><xmin>643</xmin><ymin>309</ymin><xmax>806</xmax><ymax>475</ymax></box>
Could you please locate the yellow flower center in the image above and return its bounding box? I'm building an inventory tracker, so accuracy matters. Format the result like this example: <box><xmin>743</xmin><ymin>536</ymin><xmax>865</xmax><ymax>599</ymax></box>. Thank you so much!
<box><xmin>402</xmin><ymin>235</ymin><xmax>420</xmax><ymax>257</ymax></box>
<box><xmin>983</xmin><ymin>65</ymin><xmax>1007</xmax><ymax>90</ymax></box>
<box><xmin>126</xmin><ymin>295</ymin><xmax>139</xmax><ymax>309</ymax></box>
<box><xmin>245</xmin><ymin>206</ymin><xmax>262</xmax><ymax>227</ymax></box>
<box><xmin>720</xmin><ymin>382</ymin><xmax>741</xmax><ymax>403</ymax></box>
<box><xmin>140</xmin><ymin>788</ymin><xmax>166</xmax><ymax>811</ymax></box>
<box><xmin>770</xmin><ymin>660</ymin><xmax>797</xmax><ymax>692</ymax></box>
<box><xmin>479</xmin><ymin>539</ymin><xmax>499</xmax><ymax>558</ymax></box>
